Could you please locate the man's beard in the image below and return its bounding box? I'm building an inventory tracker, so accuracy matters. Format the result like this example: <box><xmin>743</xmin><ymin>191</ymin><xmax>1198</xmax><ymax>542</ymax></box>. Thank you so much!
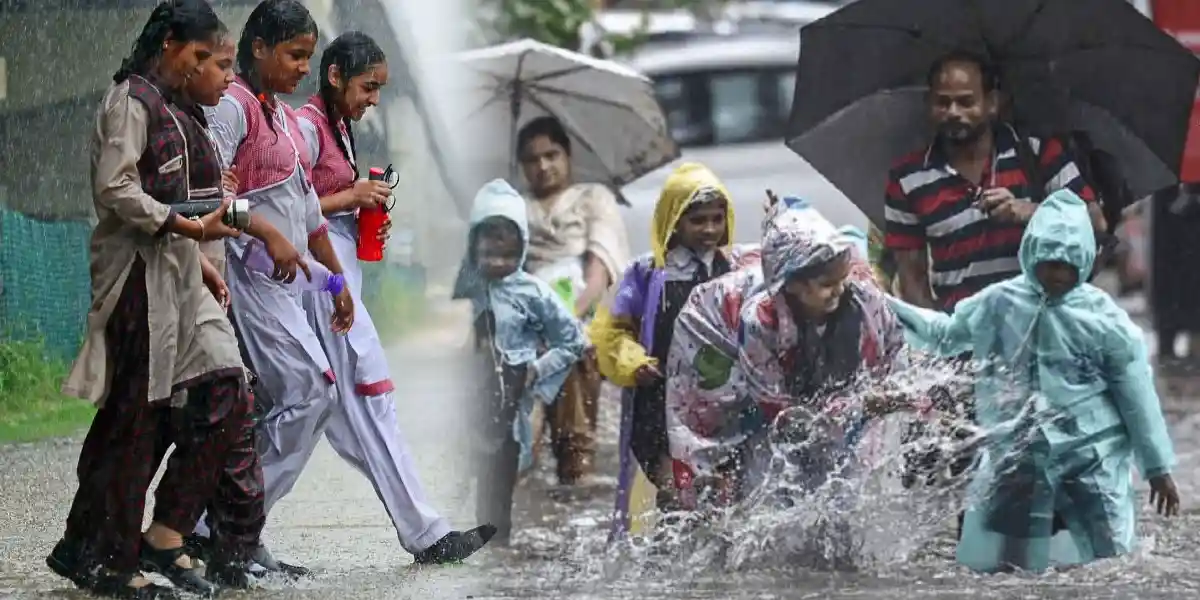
<box><xmin>936</xmin><ymin>120</ymin><xmax>990</xmax><ymax>146</ymax></box>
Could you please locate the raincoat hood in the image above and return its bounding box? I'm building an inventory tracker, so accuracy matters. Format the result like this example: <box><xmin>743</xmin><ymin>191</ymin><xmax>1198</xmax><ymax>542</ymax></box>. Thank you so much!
<box><xmin>650</xmin><ymin>162</ymin><xmax>735</xmax><ymax>268</ymax></box>
<box><xmin>453</xmin><ymin>179</ymin><xmax>530</xmax><ymax>300</ymax></box>
<box><xmin>1018</xmin><ymin>189</ymin><xmax>1096</xmax><ymax>296</ymax></box>
<box><xmin>760</xmin><ymin>195</ymin><xmax>858</xmax><ymax>293</ymax></box>
<box><xmin>469</xmin><ymin>178</ymin><xmax>530</xmax><ymax>271</ymax></box>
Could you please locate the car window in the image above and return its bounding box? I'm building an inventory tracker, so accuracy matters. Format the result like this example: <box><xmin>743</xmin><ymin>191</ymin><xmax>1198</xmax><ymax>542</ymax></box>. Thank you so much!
<box><xmin>652</xmin><ymin>67</ymin><xmax>794</xmax><ymax>148</ymax></box>
<box><xmin>653</xmin><ymin>75</ymin><xmax>710</xmax><ymax>147</ymax></box>
<box><xmin>778</xmin><ymin>70</ymin><xmax>796</xmax><ymax>116</ymax></box>
<box><xmin>710</xmin><ymin>72</ymin><xmax>766</xmax><ymax>144</ymax></box>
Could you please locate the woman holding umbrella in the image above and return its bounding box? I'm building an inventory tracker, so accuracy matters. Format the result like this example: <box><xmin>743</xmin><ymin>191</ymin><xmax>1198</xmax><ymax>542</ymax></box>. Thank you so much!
<box><xmin>517</xmin><ymin>115</ymin><xmax>630</xmax><ymax>485</ymax></box>
<box><xmin>455</xmin><ymin>40</ymin><xmax>678</xmax><ymax>485</ymax></box>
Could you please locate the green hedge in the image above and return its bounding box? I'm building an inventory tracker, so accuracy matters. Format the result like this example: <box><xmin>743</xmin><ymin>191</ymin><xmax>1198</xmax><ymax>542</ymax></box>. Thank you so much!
<box><xmin>359</xmin><ymin>263</ymin><xmax>428</xmax><ymax>345</ymax></box>
<box><xmin>0</xmin><ymin>208</ymin><xmax>92</xmax><ymax>361</ymax></box>
<box><xmin>0</xmin><ymin>339</ymin><xmax>94</xmax><ymax>443</ymax></box>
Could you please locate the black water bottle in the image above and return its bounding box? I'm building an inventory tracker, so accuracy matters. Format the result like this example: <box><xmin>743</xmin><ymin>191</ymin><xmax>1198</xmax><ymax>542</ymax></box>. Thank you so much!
<box><xmin>176</xmin><ymin>198</ymin><xmax>251</xmax><ymax>229</ymax></box>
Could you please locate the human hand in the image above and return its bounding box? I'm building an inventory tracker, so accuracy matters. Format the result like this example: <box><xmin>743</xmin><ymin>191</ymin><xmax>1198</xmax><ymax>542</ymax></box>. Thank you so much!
<box><xmin>634</xmin><ymin>363</ymin><xmax>663</xmax><ymax>387</ymax></box>
<box><xmin>764</xmin><ymin>189</ymin><xmax>781</xmax><ymax>213</ymax></box>
<box><xmin>573</xmin><ymin>295</ymin><xmax>593</xmax><ymax>318</ymax></box>
<box><xmin>199</xmin><ymin>255</ymin><xmax>229</xmax><ymax>309</ymax></box>
<box><xmin>1149</xmin><ymin>474</ymin><xmax>1181</xmax><ymax>517</ymax></box>
<box><xmin>331</xmin><ymin>287</ymin><xmax>354</xmax><ymax>334</ymax></box>
<box><xmin>862</xmin><ymin>390</ymin><xmax>907</xmax><ymax>417</ymax></box>
<box><xmin>198</xmin><ymin>198</ymin><xmax>243</xmax><ymax>241</ymax></box>
<box><xmin>525</xmin><ymin>366</ymin><xmax>539</xmax><ymax>390</ymax></box>
<box><xmin>352</xmin><ymin>178</ymin><xmax>392</xmax><ymax>210</ymax></box>
<box><xmin>221</xmin><ymin>170</ymin><xmax>239</xmax><ymax>196</ymax></box>
<box><xmin>263</xmin><ymin>232</ymin><xmax>311</xmax><ymax>284</ymax></box>
<box><xmin>377</xmin><ymin>217</ymin><xmax>392</xmax><ymax>244</ymax></box>
<box><xmin>975</xmin><ymin>188</ymin><xmax>1036</xmax><ymax>224</ymax></box>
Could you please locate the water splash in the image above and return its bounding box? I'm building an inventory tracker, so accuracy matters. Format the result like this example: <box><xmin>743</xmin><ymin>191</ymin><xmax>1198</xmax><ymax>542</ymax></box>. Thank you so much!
<box><xmin>547</xmin><ymin>357</ymin><xmax>983</xmax><ymax>579</ymax></box>
<box><xmin>486</xmin><ymin>353</ymin><xmax>1200</xmax><ymax>599</ymax></box>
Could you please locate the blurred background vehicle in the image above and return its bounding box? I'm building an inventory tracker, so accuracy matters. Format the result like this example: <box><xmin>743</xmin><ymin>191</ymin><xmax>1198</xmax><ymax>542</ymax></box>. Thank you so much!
<box><xmin>613</xmin><ymin>31</ymin><xmax>866</xmax><ymax>256</ymax></box>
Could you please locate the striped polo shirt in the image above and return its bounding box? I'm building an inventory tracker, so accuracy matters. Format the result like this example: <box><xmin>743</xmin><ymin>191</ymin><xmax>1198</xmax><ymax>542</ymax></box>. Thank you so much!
<box><xmin>884</xmin><ymin>124</ymin><xmax>1095</xmax><ymax>311</ymax></box>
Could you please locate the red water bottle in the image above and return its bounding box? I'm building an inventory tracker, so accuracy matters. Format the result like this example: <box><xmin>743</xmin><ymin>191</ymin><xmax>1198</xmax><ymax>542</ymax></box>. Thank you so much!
<box><xmin>357</xmin><ymin>167</ymin><xmax>389</xmax><ymax>262</ymax></box>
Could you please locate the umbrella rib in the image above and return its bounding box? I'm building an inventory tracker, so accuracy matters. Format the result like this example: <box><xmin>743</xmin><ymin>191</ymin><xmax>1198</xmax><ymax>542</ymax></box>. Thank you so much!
<box><xmin>1001</xmin><ymin>41</ymin><xmax>1197</xmax><ymax>64</ymax></box>
<box><xmin>462</xmin><ymin>86</ymin><xmax>514</xmax><ymax>121</ymax></box>
<box><xmin>465</xmin><ymin>69</ymin><xmax>652</xmax><ymax>114</ymax></box>
<box><xmin>463</xmin><ymin>78</ymin><xmax>664</xmax><ymax>148</ymax></box>
<box><xmin>524</xmin><ymin>64</ymin><xmax>601</xmax><ymax>85</ymax></box>
<box><xmin>517</xmin><ymin>81</ymin><xmax>659</xmax><ymax>114</ymax></box>
<box><xmin>804</xmin><ymin>20</ymin><xmax>927</xmax><ymax>40</ymax></box>
<box><xmin>993</xmin><ymin>0</ymin><xmax>1049</xmax><ymax>54</ymax></box>
<box><xmin>464</xmin><ymin>56</ymin><xmax>603</xmax><ymax>87</ymax></box>
<box><xmin>523</xmin><ymin>84</ymin><xmax>669</xmax><ymax>154</ymax></box>
<box><xmin>509</xmin><ymin>50</ymin><xmax>531</xmax><ymax>179</ymax></box>
<box><xmin>467</xmin><ymin>84</ymin><xmax>657</xmax><ymax>132</ymax></box>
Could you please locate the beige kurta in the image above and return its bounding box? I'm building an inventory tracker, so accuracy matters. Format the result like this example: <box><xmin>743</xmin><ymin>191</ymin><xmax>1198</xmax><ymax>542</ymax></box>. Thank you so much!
<box><xmin>200</xmin><ymin>241</ymin><xmax>227</xmax><ymax>278</ymax></box>
<box><xmin>523</xmin><ymin>182</ymin><xmax>629</xmax><ymax>287</ymax></box>
<box><xmin>524</xmin><ymin>183</ymin><xmax>629</xmax><ymax>480</ymax></box>
<box><xmin>62</xmin><ymin>81</ymin><xmax>244</xmax><ymax>407</ymax></box>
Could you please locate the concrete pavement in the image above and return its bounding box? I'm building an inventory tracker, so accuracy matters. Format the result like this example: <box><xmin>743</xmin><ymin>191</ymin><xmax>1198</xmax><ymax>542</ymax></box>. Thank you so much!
<box><xmin>2</xmin><ymin>299</ymin><xmax>1200</xmax><ymax>599</ymax></box>
<box><xmin>0</xmin><ymin>317</ymin><xmax>491</xmax><ymax>599</ymax></box>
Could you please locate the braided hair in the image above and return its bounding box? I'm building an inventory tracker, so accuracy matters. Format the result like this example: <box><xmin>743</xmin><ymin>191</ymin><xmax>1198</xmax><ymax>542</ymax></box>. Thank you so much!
<box><xmin>236</xmin><ymin>0</ymin><xmax>318</xmax><ymax>131</ymax></box>
<box><xmin>113</xmin><ymin>0</ymin><xmax>223</xmax><ymax>84</ymax></box>
<box><xmin>318</xmin><ymin>31</ymin><xmax>386</xmax><ymax>177</ymax></box>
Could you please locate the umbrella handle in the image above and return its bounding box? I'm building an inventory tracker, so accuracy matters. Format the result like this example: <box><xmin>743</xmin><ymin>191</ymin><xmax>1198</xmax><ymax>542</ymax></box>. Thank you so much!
<box><xmin>508</xmin><ymin>56</ymin><xmax>527</xmax><ymax>182</ymax></box>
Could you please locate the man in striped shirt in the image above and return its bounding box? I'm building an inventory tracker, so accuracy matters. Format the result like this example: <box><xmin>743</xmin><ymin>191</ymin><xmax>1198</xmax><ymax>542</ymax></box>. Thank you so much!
<box><xmin>885</xmin><ymin>51</ymin><xmax>1105</xmax><ymax>312</ymax></box>
<box><xmin>886</xmin><ymin>52</ymin><xmax>1107</xmax><ymax>528</ymax></box>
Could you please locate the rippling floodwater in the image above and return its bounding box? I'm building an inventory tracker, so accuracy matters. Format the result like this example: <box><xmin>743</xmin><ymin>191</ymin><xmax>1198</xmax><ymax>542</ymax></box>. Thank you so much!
<box><xmin>2</xmin><ymin>336</ymin><xmax>1198</xmax><ymax>600</ymax></box>
<box><xmin>484</xmin><ymin>378</ymin><xmax>1200</xmax><ymax>600</ymax></box>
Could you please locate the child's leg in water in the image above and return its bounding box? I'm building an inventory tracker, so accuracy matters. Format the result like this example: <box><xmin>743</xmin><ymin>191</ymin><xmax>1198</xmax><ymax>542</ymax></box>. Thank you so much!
<box><xmin>481</xmin><ymin>363</ymin><xmax>528</xmax><ymax>543</ymax></box>
<box><xmin>476</xmin><ymin>436</ymin><xmax>521</xmax><ymax>544</ymax></box>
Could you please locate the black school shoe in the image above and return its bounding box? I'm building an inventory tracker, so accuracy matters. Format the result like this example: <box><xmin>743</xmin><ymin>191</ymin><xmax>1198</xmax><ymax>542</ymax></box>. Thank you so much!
<box><xmin>413</xmin><ymin>524</ymin><xmax>498</xmax><ymax>565</ymax></box>
<box><xmin>46</xmin><ymin>537</ymin><xmax>96</xmax><ymax>588</ymax></box>
<box><xmin>89</xmin><ymin>568</ymin><xmax>181</xmax><ymax>600</ymax></box>
<box><xmin>251</xmin><ymin>543</ymin><xmax>312</xmax><ymax>579</ymax></box>
<box><xmin>205</xmin><ymin>556</ymin><xmax>257</xmax><ymax>591</ymax></box>
<box><xmin>183</xmin><ymin>534</ymin><xmax>212</xmax><ymax>563</ymax></box>
<box><xmin>206</xmin><ymin>543</ymin><xmax>310</xmax><ymax>589</ymax></box>
<box><xmin>138</xmin><ymin>543</ymin><xmax>218</xmax><ymax>597</ymax></box>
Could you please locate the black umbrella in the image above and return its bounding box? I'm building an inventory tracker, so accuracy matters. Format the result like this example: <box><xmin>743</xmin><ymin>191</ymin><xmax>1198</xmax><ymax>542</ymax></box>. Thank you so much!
<box><xmin>785</xmin><ymin>0</ymin><xmax>1200</xmax><ymax>226</ymax></box>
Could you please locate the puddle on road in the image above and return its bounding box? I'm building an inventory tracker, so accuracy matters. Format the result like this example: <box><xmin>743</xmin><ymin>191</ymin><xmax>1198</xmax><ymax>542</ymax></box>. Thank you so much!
<box><xmin>5</xmin><ymin>363</ymin><xmax>1200</xmax><ymax>599</ymax></box>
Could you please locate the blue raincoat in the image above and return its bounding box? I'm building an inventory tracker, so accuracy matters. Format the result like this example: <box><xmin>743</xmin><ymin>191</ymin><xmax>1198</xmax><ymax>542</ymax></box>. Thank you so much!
<box><xmin>453</xmin><ymin>179</ymin><xmax>587</xmax><ymax>471</ymax></box>
<box><xmin>887</xmin><ymin>190</ymin><xmax>1176</xmax><ymax>573</ymax></box>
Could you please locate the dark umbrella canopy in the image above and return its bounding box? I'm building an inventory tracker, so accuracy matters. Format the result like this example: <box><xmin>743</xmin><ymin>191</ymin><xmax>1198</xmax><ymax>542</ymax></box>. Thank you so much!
<box><xmin>786</xmin><ymin>0</ymin><xmax>1200</xmax><ymax>225</ymax></box>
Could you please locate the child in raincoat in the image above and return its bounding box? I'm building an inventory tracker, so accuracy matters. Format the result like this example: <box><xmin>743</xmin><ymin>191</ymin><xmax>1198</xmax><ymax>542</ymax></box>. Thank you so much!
<box><xmin>691</xmin><ymin>196</ymin><xmax>907</xmax><ymax>502</ymax></box>
<box><xmin>665</xmin><ymin>196</ymin><xmax>887</xmax><ymax>506</ymax></box>
<box><xmin>453</xmin><ymin>179</ymin><xmax>586</xmax><ymax>545</ymax></box>
<box><xmin>886</xmin><ymin>189</ymin><xmax>1181</xmax><ymax>573</ymax></box>
<box><xmin>589</xmin><ymin>162</ymin><xmax>759</xmax><ymax>539</ymax></box>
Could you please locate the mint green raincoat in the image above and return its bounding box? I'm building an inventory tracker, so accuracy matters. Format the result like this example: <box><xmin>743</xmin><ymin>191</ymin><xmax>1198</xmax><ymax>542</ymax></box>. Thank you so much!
<box><xmin>886</xmin><ymin>190</ymin><xmax>1175</xmax><ymax>573</ymax></box>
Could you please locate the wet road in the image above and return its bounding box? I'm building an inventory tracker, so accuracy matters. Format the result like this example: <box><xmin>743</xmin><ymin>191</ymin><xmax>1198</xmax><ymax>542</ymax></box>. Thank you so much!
<box><xmin>484</xmin><ymin>372</ymin><xmax>1200</xmax><ymax>600</ymax></box>
<box><xmin>0</xmin><ymin>324</ymin><xmax>491</xmax><ymax>599</ymax></box>
<box><xmin>2</xmin><ymin>313</ymin><xmax>1200</xmax><ymax>599</ymax></box>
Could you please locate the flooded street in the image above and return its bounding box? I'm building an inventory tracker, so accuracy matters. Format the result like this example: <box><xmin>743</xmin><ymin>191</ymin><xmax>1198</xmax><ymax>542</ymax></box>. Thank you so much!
<box><xmin>2</xmin><ymin>316</ymin><xmax>1200</xmax><ymax>599</ymax></box>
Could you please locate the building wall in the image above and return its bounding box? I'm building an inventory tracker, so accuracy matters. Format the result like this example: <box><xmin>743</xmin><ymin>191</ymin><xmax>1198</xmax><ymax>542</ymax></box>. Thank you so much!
<box><xmin>0</xmin><ymin>0</ymin><xmax>260</xmax><ymax>219</ymax></box>
<box><xmin>0</xmin><ymin>0</ymin><xmax>466</xmax><ymax>354</ymax></box>
<box><xmin>0</xmin><ymin>1</ymin><xmax>252</xmax><ymax>356</ymax></box>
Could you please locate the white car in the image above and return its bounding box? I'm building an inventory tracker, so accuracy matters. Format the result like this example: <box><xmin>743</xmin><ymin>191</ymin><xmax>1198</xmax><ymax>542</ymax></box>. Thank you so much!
<box><xmin>618</xmin><ymin>33</ymin><xmax>868</xmax><ymax>258</ymax></box>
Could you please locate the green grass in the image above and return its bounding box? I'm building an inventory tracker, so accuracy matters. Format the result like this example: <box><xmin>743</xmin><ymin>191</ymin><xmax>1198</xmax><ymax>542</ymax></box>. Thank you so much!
<box><xmin>360</xmin><ymin>264</ymin><xmax>429</xmax><ymax>345</ymax></box>
<box><xmin>0</xmin><ymin>339</ymin><xmax>95</xmax><ymax>443</ymax></box>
